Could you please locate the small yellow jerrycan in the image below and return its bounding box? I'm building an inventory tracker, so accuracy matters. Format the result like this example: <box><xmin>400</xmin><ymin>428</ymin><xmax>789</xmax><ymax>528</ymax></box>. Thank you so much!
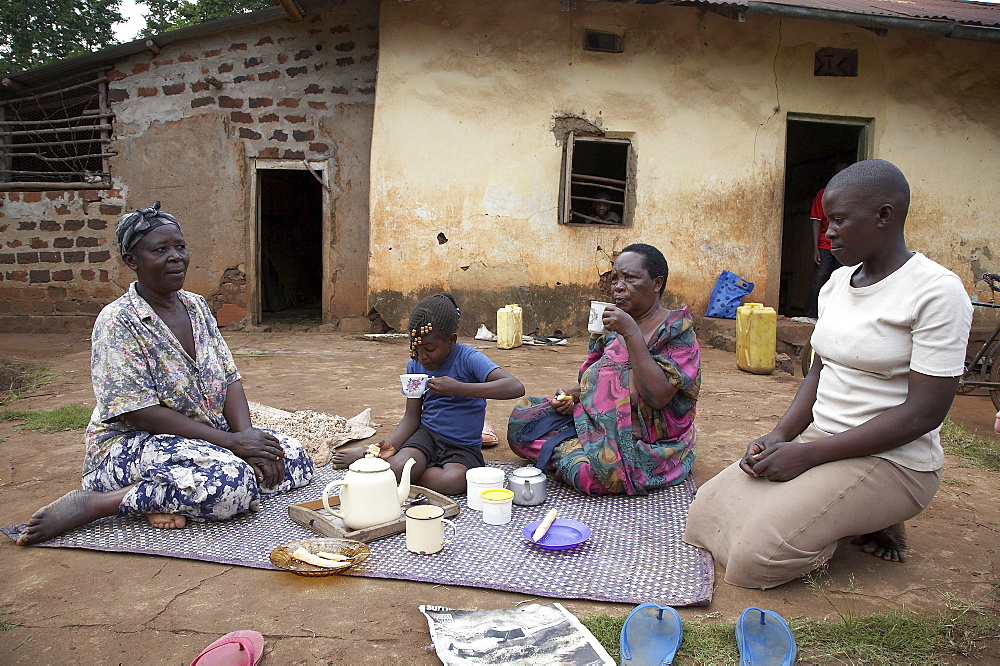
<box><xmin>736</xmin><ymin>303</ymin><xmax>776</xmax><ymax>375</ymax></box>
<box><xmin>497</xmin><ymin>304</ymin><xmax>523</xmax><ymax>350</ymax></box>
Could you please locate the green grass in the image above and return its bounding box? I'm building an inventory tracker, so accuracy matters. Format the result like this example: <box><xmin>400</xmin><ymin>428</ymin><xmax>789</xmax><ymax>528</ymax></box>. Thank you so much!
<box><xmin>0</xmin><ymin>361</ymin><xmax>52</xmax><ymax>407</ymax></box>
<box><xmin>0</xmin><ymin>609</ymin><xmax>17</xmax><ymax>631</ymax></box>
<box><xmin>580</xmin><ymin>584</ymin><xmax>999</xmax><ymax>665</ymax></box>
<box><xmin>0</xmin><ymin>404</ymin><xmax>91</xmax><ymax>432</ymax></box>
<box><xmin>941</xmin><ymin>417</ymin><xmax>1000</xmax><ymax>472</ymax></box>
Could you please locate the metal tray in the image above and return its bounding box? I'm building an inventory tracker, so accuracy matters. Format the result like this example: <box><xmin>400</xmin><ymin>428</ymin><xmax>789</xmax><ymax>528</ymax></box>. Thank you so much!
<box><xmin>288</xmin><ymin>485</ymin><xmax>460</xmax><ymax>543</ymax></box>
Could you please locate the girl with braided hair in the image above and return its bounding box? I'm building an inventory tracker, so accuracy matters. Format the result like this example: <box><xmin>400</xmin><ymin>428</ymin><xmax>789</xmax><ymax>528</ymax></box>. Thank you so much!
<box><xmin>333</xmin><ymin>293</ymin><xmax>524</xmax><ymax>495</ymax></box>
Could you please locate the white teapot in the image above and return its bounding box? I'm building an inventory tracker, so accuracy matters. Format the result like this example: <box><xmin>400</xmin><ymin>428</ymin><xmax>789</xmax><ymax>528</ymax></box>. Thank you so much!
<box><xmin>322</xmin><ymin>457</ymin><xmax>416</xmax><ymax>530</ymax></box>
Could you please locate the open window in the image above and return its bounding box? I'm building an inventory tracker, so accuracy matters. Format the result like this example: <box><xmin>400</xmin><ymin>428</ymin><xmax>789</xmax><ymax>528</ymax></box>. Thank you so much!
<box><xmin>560</xmin><ymin>133</ymin><xmax>633</xmax><ymax>226</ymax></box>
<box><xmin>0</xmin><ymin>72</ymin><xmax>112</xmax><ymax>190</ymax></box>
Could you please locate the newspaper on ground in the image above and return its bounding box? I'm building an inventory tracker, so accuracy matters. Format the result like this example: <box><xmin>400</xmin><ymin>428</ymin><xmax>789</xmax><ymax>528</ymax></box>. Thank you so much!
<box><xmin>419</xmin><ymin>603</ymin><xmax>614</xmax><ymax>666</ymax></box>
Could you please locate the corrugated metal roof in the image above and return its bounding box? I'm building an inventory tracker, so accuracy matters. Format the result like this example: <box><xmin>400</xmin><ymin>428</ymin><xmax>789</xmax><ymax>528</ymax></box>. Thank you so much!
<box><xmin>749</xmin><ymin>0</ymin><xmax>1000</xmax><ymax>28</ymax></box>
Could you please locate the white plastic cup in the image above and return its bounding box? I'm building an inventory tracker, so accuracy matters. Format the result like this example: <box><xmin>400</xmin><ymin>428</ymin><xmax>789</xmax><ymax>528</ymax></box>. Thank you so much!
<box><xmin>465</xmin><ymin>467</ymin><xmax>505</xmax><ymax>511</ymax></box>
<box><xmin>400</xmin><ymin>373</ymin><xmax>429</xmax><ymax>398</ymax></box>
<box><xmin>405</xmin><ymin>505</ymin><xmax>457</xmax><ymax>555</ymax></box>
<box><xmin>589</xmin><ymin>301</ymin><xmax>613</xmax><ymax>335</ymax></box>
<box><xmin>481</xmin><ymin>488</ymin><xmax>514</xmax><ymax>525</ymax></box>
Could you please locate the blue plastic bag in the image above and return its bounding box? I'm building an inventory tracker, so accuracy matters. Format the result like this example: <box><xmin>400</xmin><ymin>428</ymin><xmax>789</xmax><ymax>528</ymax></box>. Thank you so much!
<box><xmin>705</xmin><ymin>270</ymin><xmax>754</xmax><ymax>319</ymax></box>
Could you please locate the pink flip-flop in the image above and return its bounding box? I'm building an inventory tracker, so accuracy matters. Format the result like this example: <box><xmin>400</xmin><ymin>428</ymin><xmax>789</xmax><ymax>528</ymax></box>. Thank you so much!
<box><xmin>190</xmin><ymin>630</ymin><xmax>264</xmax><ymax>666</ymax></box>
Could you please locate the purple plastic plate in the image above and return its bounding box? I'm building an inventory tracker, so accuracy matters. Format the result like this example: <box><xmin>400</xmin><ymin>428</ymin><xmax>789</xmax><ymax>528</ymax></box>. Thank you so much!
<box><xmin>522</xmin><ymin>518</ymin><xmax>591</xmax><ymax>550</ymax></box>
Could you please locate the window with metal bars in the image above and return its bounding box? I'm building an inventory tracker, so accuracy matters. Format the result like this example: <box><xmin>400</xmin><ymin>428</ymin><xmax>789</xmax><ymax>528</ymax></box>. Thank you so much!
<box><xmin>0</xmin><ymin>72</ymin><xmax>113</xmax><ymax>190</ymax></box>
<box><xmin>560</xmin><ymin>133</ymin><xmax>633</xmax><ymax>226</ymax></box>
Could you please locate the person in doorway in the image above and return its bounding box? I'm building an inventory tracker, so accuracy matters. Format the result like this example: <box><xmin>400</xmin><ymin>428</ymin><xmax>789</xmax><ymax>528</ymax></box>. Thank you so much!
<box><xmin>332</xmin><ymin>293</ymin><xmax>524</xmax><ymax>495</ymax></box>
<box><xmin>802</xmin><ymin>162</ymin><xmax>851</xmax><ymax>320</ymax></box>
<box><xmin>592</xmin><ymin>191</ymin><xmax>622</xmax><ymax>224</ymax></box>
<box><xmin>684</xmin><ymin>160</ymin><xmax>973</xmax><ymax>589</ymax></box>
<box><xmin>16</xmin><ymin>202</ymin><xmax>314</xmax><ymax>546</ymax></box>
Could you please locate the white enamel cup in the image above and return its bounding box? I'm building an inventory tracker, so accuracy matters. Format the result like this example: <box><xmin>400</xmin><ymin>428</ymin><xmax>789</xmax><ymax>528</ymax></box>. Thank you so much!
<box><xmin>400</xmin><ymin>373</ymin><xmax>430</xmax><ymax>398</ymax></box>
<box><xmin>466</xmin><ymin>467</ymin><xmax>505</xmax><ymax>511</ymax></box>
<box><xmin>405</xmin><ymin>505</ymin><xmax>457</xmax><ymax>555</ymax></box>
<box><xmin>589</xmin><ymin>301</ymin><xmax>613</xmax><ymax>335</ymax></box>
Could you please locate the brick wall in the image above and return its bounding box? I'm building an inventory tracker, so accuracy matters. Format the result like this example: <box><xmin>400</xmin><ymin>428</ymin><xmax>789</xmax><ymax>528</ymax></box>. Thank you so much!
<box><xmin>0</xmin><ymin>190</ymin><xmax>123</xmax><ymax>329</ymax></box>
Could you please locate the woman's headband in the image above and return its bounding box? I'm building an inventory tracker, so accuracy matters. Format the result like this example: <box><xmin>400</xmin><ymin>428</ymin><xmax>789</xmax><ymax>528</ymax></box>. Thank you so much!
<box><xmin>115</xmin><ymin>201</ymin><xmax>180</xmax><ymax>257</ymax></box>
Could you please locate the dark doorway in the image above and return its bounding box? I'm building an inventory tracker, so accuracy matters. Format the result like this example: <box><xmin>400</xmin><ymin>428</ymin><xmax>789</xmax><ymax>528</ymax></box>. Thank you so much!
<box><xmin>258</xmin><ymin>169</ymin><xmax>323</xmax><ymax>323</ymax></box>
<box><xmin>779</xmin><ymin>118</ymin><xmax>866</xmax><ymax>317</ymax></box>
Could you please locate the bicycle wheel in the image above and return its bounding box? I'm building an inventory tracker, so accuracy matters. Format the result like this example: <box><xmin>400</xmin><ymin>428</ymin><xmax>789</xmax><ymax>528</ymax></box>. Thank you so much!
<box><xmin>987</xmin><ymin>340</ymin><xmax>1000</xmax><ymax>411</ymax></box>
<box><xmin>800</xmin><ymin>340</ymin><xmax>815</xmax><ymax>377</ymax></box>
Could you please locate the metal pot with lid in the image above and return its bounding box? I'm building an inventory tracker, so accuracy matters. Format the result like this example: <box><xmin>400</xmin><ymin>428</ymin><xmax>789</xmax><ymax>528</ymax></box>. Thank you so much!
<box><xmin>509</xmin><ymin>466</ymin><xmax>547</xmax><ymax>506</ymax></box>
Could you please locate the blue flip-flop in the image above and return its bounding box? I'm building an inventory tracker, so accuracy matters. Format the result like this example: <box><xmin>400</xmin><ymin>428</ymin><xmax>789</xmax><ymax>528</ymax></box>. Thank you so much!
<box><xmin>619</xmin><ymin>602</ymin><xmax>682</xmax><ymax>665</ymax></box>
<box><xmin>736</xmin><ymin>607</ymin><xmax>797</xmax><ymax>665</ymax></box>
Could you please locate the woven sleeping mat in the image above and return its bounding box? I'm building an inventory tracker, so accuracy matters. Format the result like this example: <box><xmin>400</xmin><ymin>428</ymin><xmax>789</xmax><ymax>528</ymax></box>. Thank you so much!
<box><xmin>2</xmin><ymin>462</ymin><xmax>714</xmax><ymax>606</ymax></box>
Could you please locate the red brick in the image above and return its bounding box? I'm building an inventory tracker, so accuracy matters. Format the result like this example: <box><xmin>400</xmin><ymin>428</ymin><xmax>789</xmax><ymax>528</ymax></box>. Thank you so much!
<box><xmin>179</xmin><ymin>53</ymin><xmax>197</xmax><ymax>62</ymax></box>
<box><xmin>99</xmin><ymin>204</ymin><xmax>122</xmax><ymax>215</ymax></box>
<box><xmin>294</xmin><ymin>50</ymin><xmax>314</xmax><ymax>61</ymax></box>
<box><xmin>191</xmin><ymin>81</ymin><xmax>210</xmax><ymax>93</ymax></box>
<box><xmin>218</xmin><ymin>63</ymin><xmax>234</xmax><ymax>73</ymax></box>
<box><xmin>6</xmin><ymin>270</ymin><xmax>28</xmax><ymax>282</ymax></box>
<box><xmin>259</xmin><ymin>113</ymin><xmax>279</xmax><ymax>123</ymax></box>
<box><xmin>285</xmin><ymin>66</ymin><xmax>307</xmax><ymax>77</ymax></box>
<box><xmin>29</xmin><ymin>238</ymin><xmax>48</xmax><ymax>249</ymax></box>
<box><xmin>192</xmin><ymin>97</ymin><xmax>215</xmax><ymax>108</ymax></box>
<box><xmin>277</xmin><ymin>54</ymin><xmax>288</xmax><ymax>65</ymax></box>
<box><xmin>107</xmin><ymin>69</ymin><xmax>126</xmax><ymax>81</ymax></box>
<box><xmin>22</xmin><ymin>192</ymin><xmax>42</xmax><ymax>203</ymax></box>
<box><xmin>87</xmin><ymin>219</ymin><xmax>108</xmax><ymax>230</ymax></box>
<box><xmin>154</xmin><ymin>58</ymin><xmax>174</xmax><ymax>67</ymax></box>
<box><xmin>81</xmin><ymin>269</ymin><xmax>96</xmax><ymax>280</ymax></box>
<box><xmin>108</xmin><ymin>88</ymin><xmax>130</xmax><ymax>102</ymax></box>
<box><xmin>258</xmin><ymin>70</ymin><xmax>280</xmax><ymax>82</ymax></box>
<box><xmin>29</xmin><ymin>269</ymin><xmax>50</xmax><ymax>283</ymax></box>
<box><xmin>132</xmin><ymin>63</ymin><xmax>150</xmax><ymax>74</ymax></box>
<box><xmin>163</xmin><ymin>83</ymin><xmax>185</xmax><ymax>95</ymax></box>
<box><xmin>7</xmin><ymin>240</ymin><xmax>22</xmax><ymax>248</ymax></box>
<box><xmin>278</xmin><ymin>98</ymin><xmax>300</xmax><ymax>108</ymax></box>
<box><xmin>244</xmin><ymin>57</ymin><xmax>262</xmax><ymax>67</ymax></box>
<box><xmin>17</xmin><ymin>252</ymin><xmax>38</xmax><ymax>264</ymax></box>
<box><xmin>255</xmin><ymin>36</ymin><xmax>274</xmax><ymax>46</ymax></box>
<box><xmin>0</xmin><ymin>254</ymin><xmax>14</xmax><ymax>264</ymax></box>
<box><xmin>229</xmin><ymin>43</ymin><xmax>248</xmax><ymax>51</ymax></box>
<box><xmin>336</xmin><ymin>58</ymin><xmax>354</xmax><ymax>67</ymax></box>
<box><xmin>39</xmin><ymin>251</ymin><xmax>60</xmax><ymax>262</ymax></box>
<box><xmin>219</xmin><ymin>96</ymin><xmax>243</xmax><ymax>109</ymax></box>
<box><xmin>293</xmin><ymin>129</ymin><xmax>315</xmax><ymax>142</ymax></box>
<box><xmin>82</xmin><ymin>191</ymin><xmax>101</xmax><ymax>202</ymax></box>
<box><xmin>230</xmin><ymin>111</ymin><xmax>253</xmax><ymax>123</ymax></box>
<box><xmin>282</xmin><ymin>149</ymin><xmax>305</xmax><ymax>160</ymax></box>
<box><xmin>138</xmin><ymin>87</ymin><xmax>158</xmax><ymax>97</ymax></box>
<box><xmin>18</xmin><ymin>220</ymin><xmax>37</xmax><ymax>230</ymax></box>
<box><xmin>54</xmin><ymin>237</ymin><xmax>74</xmax><ymax>248</ymax></box>
<box><xmin>335</xmin><ymin>42</ymin><xmax>356</xmax><ymax>52</ymax></box>
<box><xmin>308</xmin><ymin>101</ymin><xmax>328</xmax><ymax>110</ymax></box>
<box><xmin>99</xmin><ymin>270</ymin><xmax>110</xmax><ymax>282</ymax></box>
<box><xmin>239</xmin><ymin>128</ymin><xmax>262</xmax><ymax>140</ymax></box>
<box><xmin>304</xmin><ymin>84</ymin><xmax>323</xmax><ymax>94</ymax></box>
<box><xmin>258</xmin><ymin>148</ymin><xmax>279</xmax><ymax>158</ymax></box>
<box><xmin>64</xmin><ymin>219</ymin><xmax>85</xmax><ymax>231</ymax></box>
<box><xmin>63</xmin><ymin>252</ymin><xmax>85</xmax><ymax>263</ymax></box>
<box><xmin>51</xmin><ymin>270</ymin><xmax>73</xmax><ymax>281</ymax></box>
<box><xmin>284</xmin><ymin>115</ymin><xmax>306</xmax><ymax>124</ymax></box>
<box><xmin>249</xmin><ymin>97</ymin><xmax>273</xmax><ymax>108</ymax></box>
<box><xmin>204</xmin><ymin>49</ymin><xmax>222</xmax><ymax>57</ymax></box>
<box><xmin>76</xmin><ymin>237</ymin><xmax>99</xmax><ymax>248</ymax></box>
<box><xmin>81</xmin><ymin>301</ymin><xmax>104</xmax><ymax>313</ymax></box>
<box><xmin>215</xmin><ymin>303</ymin><xmax>247</xmax><ymax>326</ymax></box>
<box><xmin>309</xmin><ymin>143</ymin><xmax>330</xmax><ymax>152</ymax></box>
<box><xmin>45</xmin><ymin>192</ymin><xmax>62</xmax><ymax>201</ymax></box>
<box><xmin>271</xmin><ymin>130</ymin><xmax>288</xmax><ymax>141</ymax></box>
<box><xmin>89</xmin><ymin>250</ymin><xmax>111</xmax><ymax>263</ymax></box>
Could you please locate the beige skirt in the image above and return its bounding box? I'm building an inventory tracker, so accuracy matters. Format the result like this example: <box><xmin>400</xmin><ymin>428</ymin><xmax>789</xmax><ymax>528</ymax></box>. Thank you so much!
<box><xmin>683</xmin><ymin>423</ymin><xmax>941</xmax><ymax>589</ymax></box>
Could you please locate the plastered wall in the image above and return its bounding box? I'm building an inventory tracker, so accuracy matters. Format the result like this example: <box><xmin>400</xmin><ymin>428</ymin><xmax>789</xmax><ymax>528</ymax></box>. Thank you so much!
<box><xmin>368</xmin><ymin>0</ymin><xmax>1000</xmax><ymax>334</ymax></box>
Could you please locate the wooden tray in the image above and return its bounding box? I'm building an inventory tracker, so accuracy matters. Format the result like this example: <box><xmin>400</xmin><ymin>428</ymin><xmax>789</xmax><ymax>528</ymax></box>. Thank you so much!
<box><xmin>288</xmin><ymin>485</ymin><xmax>460</xmax><ymax>543</ymax></box>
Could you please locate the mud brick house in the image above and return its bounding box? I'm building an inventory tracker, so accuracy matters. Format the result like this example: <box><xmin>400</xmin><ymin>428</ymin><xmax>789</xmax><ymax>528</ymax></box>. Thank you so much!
<box><xmin>2</xmin><ymin>0</ymin><xmax>998</xmax><ymax>334</ymax></box>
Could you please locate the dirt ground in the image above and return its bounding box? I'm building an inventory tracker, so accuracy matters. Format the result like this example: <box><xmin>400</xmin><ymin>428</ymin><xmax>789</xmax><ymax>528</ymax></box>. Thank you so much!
<box><xmin>0</xmin><ymin>330</ymin><xmax>997</xmax><ymax>664</ymax></box>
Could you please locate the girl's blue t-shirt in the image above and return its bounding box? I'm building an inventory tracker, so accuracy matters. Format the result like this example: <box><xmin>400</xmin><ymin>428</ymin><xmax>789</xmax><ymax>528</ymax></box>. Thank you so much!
<box><xmin>406</xmin><ymin>343</ymin><xmax>500</xmax><ymax>448</ymax></box>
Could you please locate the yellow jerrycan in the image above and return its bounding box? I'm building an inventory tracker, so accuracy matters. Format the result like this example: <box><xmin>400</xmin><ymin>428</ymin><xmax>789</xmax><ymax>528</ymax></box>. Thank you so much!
<box><xmin>736</xmin><ymin>303</ymin><xmax>776</xmax><ymax>374</ymax></box>
<box><xmin>497</xmin><ymin>304</ymin><xmax>523</xmax><ymax>350</ymax></box>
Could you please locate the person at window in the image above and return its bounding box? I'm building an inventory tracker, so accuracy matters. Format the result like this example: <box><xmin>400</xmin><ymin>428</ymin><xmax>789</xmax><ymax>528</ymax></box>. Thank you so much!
<box><xmin>592</xmin><ymin>191</ymin><xmax>621</xmax><ymax>224</ymax></box>
<box><xmin>16</xmin><ymin>203</ymin><xmax>314</xmax><ymax>546</ymax></box>
<box><xmin>506</xmin><ymin>243</ymin><xmax>700</xmax><ymax>495</ymax></box>
<box><xmin>684</xmin><ymin>160</ymin><xmax>973</xmax><ymax>588</ymax></box>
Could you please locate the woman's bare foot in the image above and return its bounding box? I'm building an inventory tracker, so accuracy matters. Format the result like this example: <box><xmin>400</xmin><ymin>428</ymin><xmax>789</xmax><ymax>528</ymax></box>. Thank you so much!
<box><xmin>852</xmin><ymin>523</ymin><xmax>908</xmax><ymax>562</ymax></box>
<box><xmin>16</xmin><ymin>488</ymin><xmax>129</xmax><ymax>546</ymax></box>
<box><xmin>331</xmin><ymin>445</ymin><xmax>366</xmax><ymax>469</ymax></box>
<box><xmin>145</xmin><ymin>513</ymin><xmax>187</xmax><ymax>529</ymax></box>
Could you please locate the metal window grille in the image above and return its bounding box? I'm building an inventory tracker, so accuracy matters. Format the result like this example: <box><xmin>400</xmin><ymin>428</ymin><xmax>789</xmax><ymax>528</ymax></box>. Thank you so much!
<box><xmin>560</xmin><ymin>133</ymin><xmax>633</xmax><ymax>226</ymax></box>
<box><xmin>0</xmin><ymin>72</ymin><xmax>113</xmax><ymax>189</ymax></box>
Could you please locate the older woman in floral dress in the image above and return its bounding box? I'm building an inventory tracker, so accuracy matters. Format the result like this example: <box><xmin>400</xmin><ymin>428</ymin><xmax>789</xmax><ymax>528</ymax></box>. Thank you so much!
<box><xmin>16</xmin><ymin>203</ymin><xmax>313</xmax><ymax>545</ymax></box>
